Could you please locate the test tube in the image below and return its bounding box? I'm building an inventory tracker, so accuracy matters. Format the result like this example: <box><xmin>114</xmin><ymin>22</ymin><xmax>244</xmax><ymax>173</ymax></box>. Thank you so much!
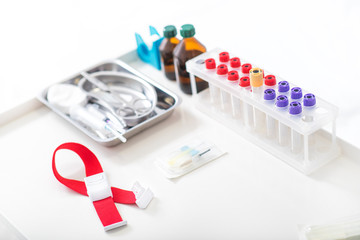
<box><xmin>217</xmin><ymin>64</ymin><xmax>230</xmax><ymax>111</ymax></box>
<box><xmin>205</xmin><ymin>58</ymin><xmax>218</xmax><ymax>103</ymax></box>
<box><xmin>278</xmin><ymin>81</ymin><xmax>290</xmax><ymax>96</ymax></box>
<box><xmin>289</xmin><ymin>101</ymin><xmax>303</xmax><ymax>154</ymax></box>
<box><xmin>303</xmin><ymin>93</ymin><xmax>316</xmax><ymax>122</ymax></box>
<box><xmin>216</xmin><ymin>64</ymin><xmax>228</xmax><ymax>75</ymax></box>
<box><xmin>303</xmin><ymin>93</ymin><xmax>317</xmax><ymax>151</ymax></box>
<box><xmin>239</xmin><ymin>76</ymin><xmax>253</xmax><ymax>128</ymax></box>
<box><xmin>264</xmin><ymin>75</ymin><xmax>277</xmax><ymax>90</ymax></box>
<box><xmin>291</xmin><ymin>87</ymin><xmax>303</xmax><ymax>101</ymax></box>
<box><xmin>240</xmin><ymin>76</ymin><xmax>250</xmax><ymax>88</ymax></box>
<box><xmin>218</xmin><ymin>52</ymin><xmax>232</xmax><ymax>112</ymax></box>
<box><xmin>290</xmin><ymin>88</ymin><xmax>304</xmax><ymax>153</ymax></box>
<box><xmin>241</xmin><ymin>63</ymin><xmax>252</xmax><ymax>76</ymax></box>
<box><xmin>227</xmin><ymin>70</ymin><xmax>239</xmax><ymax>82</ymax></box>
<box><xmin>219</xmin><ymin>52</ymin><xmax>230</xmax><ymax>63</ymax></box>
<box><xmin>249</xmin><ymin>68</ymin><xmax>264</xmax><ymax>97</ymax></box>
<box><xmin>230</xmin><ymin>56</ymin><xmax>241</xmax><ymax>119</ymax></box>
<box><xmin>250</xmin><ymin>68</ymin><xmax>265</xmax><ymax>132</ymax></box>
<box><xmin>264</xmin><ymin>89</ymin><xmax>277</xmax><ymax>138</ymax></box>
<box><xmin>230</xmin><ymin>57</ymin><xmax>241</xmax><ymax>69</ymax></box>
<box><xmin>276</xmin><ymin>95</ymin><xmax>290</xmax><ymax>146</ymax></box>
<box><xmin>227</xmin><ymin>70</ymin><xmax>241</xmax><ymax>117</ymax></box>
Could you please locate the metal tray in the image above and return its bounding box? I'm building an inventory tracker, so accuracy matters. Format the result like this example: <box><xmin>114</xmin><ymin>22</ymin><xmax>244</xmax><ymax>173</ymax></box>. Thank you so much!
<box><xmin>37</xmin><ymin>59</ymin><xmax>180</xmax><ymax>147</ymax></box>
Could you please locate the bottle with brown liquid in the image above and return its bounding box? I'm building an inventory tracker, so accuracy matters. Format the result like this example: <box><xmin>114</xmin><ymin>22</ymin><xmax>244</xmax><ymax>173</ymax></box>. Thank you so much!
<box><xmin>159</xmin><ymin>25</ymin><xmax>180</xmax><ymax>81</ymax></box>
<box><xmin>173</xmin><ymin>24</ymin><xmax>208</xmax><ymax>94</ymax></box>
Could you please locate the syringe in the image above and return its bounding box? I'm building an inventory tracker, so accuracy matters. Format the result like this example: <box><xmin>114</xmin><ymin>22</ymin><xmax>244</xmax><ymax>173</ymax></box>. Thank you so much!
<box><xmin>69</xmin><ymin>104</ymin><xmax>127</xmax><ymax>143</ymax></box>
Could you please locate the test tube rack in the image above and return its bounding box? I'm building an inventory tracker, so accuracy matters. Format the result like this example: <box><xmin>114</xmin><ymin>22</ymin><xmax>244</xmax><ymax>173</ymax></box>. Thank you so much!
<box><xmin>186</xmin><ymin>48</ymin><xmax>340</xmax><ymax>175</ymax></box>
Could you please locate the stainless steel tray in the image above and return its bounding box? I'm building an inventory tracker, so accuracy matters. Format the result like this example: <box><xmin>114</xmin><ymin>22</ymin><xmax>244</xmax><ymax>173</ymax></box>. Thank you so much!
<box><xmin>37</xmin><ymin>59</ymin><xmax>180</xmax><ymax>147</ymax></box>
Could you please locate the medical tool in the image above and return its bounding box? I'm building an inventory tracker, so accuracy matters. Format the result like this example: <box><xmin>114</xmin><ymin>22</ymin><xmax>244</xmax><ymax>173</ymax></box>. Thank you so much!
<box><xmin>186</xmin><ymin>48</ymin><xmax>340</xmax><ymax>174</ymax></box>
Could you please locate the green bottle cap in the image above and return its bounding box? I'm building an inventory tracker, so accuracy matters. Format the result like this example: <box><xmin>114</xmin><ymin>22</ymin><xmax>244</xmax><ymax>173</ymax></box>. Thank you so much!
<box><xmin>163</xmin><ymin>25</ymin><xmax>177</xmax><ymax>38</ymax></box>
<box><xmin>180</xmin><ymin>24</ymin><xmax>195</xmax><ymax>38</ymax></box>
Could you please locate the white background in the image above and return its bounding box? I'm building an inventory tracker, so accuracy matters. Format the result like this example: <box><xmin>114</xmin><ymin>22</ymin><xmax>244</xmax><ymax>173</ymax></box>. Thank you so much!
<box><xmin>1</xmin><ymin>0</ymin><xmax>360</xmax><ymax>239</ymax></box>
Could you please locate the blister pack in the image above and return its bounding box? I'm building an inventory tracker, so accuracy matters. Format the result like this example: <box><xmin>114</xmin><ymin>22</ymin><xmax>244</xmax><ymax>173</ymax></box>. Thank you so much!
<box><xmin>155</xmin><ymin>138</ymin><xmax>226</xmax><ymax>178</ymax></box>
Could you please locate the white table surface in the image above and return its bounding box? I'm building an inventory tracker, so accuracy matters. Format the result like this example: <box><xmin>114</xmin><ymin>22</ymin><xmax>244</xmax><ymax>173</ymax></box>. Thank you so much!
<box><xmin>1</xmin><ymin>1</ymin><xmax>360</xmax><ymax>239</ymax></box>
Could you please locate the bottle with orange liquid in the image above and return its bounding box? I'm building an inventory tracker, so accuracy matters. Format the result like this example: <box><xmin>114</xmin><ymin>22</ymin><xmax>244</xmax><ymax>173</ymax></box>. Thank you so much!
<box><xmin>159</xmin><ymin>25</ymin><xmax>180</xmax><ymax>81</ymax></box>
<box><xmin>173</xmin><ymin>24</ymin><xmax>208</xmax><ymax>94</ymax></box>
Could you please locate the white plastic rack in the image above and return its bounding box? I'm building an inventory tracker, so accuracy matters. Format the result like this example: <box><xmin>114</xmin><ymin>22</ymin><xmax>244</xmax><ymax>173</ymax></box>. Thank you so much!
<box><xmin>186</xmin><ymin>48</ymin><xmax>340</xmax><ymax>174</ymax></box>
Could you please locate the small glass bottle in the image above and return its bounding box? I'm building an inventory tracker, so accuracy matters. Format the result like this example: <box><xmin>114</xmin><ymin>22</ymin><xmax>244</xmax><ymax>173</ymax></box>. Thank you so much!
<box><xmin>173</xmin><ymin>24</ymin><xmax>208</xmax><ymax>94</ymax></box>
<box><xmin>159</xmin><ymin>25</ymin><xmax>180</xmax><ymax>80</ymax></box>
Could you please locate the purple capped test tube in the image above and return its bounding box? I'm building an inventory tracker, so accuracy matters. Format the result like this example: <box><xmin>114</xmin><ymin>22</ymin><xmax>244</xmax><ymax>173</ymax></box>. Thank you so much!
<box><xmin>304</xmin><ymin>93</ymin><xmax>316</xmax><ymax>107</ymax></box>
<box><xmin>289</xmin><ymin>101</ymin><xmax>303</xmax><ymax>153</ymax></box>
<box><xmin>276</xmin><ymin>95</ymin><xmax>289</xmax><ymax>146</ymax></box>
<box><xmin>303</xmin><ymin>93</ymin><xmax>316</xmax><ymax>122</ymax></box>
<box><xmin>264</xmin><ymin>89</ymin><xmax>276</xmax><ymax>101</ymax></box>
<box><xmin>289</xmin><ymin>101</ymin><xmax>302</xmax><ymax>115</ymax></box>
<box><xmin>264</xmin><ymin>89</ymin><xmax>276</xmax><ymax>137</ymax></box>
<box><xmin>278</xmin><ymin>81</ymin><xmax>290</xmax><ymax>93</ymax></box>
<box><xmin>291</xmin><ymin>87</ymin><xmax>303</xmax><ymax>100</ymax></box>
<box><xmin>276</xmin><ymin>95</ymin><xmax>289</xmax><ymax>108</ymax></box>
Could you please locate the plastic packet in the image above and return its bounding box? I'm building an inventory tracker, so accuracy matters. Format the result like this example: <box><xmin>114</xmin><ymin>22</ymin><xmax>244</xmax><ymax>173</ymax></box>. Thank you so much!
<box><xmin>155</xmin><ymin>138</ymin><xmax>226</xmax><ymax>178</ymax></box>
<box><xmin>299</xmin><ymin>215</ymin><xmax>360</xmax><ymax>240</ymax></box>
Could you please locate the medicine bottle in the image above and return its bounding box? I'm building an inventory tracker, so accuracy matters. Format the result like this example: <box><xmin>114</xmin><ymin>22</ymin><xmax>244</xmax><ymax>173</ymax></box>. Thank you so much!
<box><xmin>173</xmin><ymin>24</ymin><xmax>208</xmax><ymax>94</ymax></box>
<box><xmin>159</xmin><ymin>25</ymin><xmax>180</xmax><ymax>80</ymax></box>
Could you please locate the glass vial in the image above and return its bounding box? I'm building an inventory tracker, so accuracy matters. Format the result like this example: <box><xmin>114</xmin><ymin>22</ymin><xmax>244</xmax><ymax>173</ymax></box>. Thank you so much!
<box><xmin>173</xmin><ymin>24</ymin><xmax>208</xmax><ymax>94</ymax></box>
<box><xmin>159</xmin><ymin>25</ymin><xmax>180</xmax><ymax>80</ymax></box>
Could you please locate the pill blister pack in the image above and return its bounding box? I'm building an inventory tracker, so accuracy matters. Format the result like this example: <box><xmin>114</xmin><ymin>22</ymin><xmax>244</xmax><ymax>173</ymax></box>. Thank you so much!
<box><xmin>186</xmin><ymin>48</ymin><xmax>340</xmax><ymax>174</ymax></box>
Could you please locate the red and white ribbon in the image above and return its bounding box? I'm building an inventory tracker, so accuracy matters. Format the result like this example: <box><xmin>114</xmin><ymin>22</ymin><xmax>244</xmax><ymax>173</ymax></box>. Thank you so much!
<box><xmin>52</xmin><ymin>142</ymin><xmax>153</xmax><ymax>231</ymax></box>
